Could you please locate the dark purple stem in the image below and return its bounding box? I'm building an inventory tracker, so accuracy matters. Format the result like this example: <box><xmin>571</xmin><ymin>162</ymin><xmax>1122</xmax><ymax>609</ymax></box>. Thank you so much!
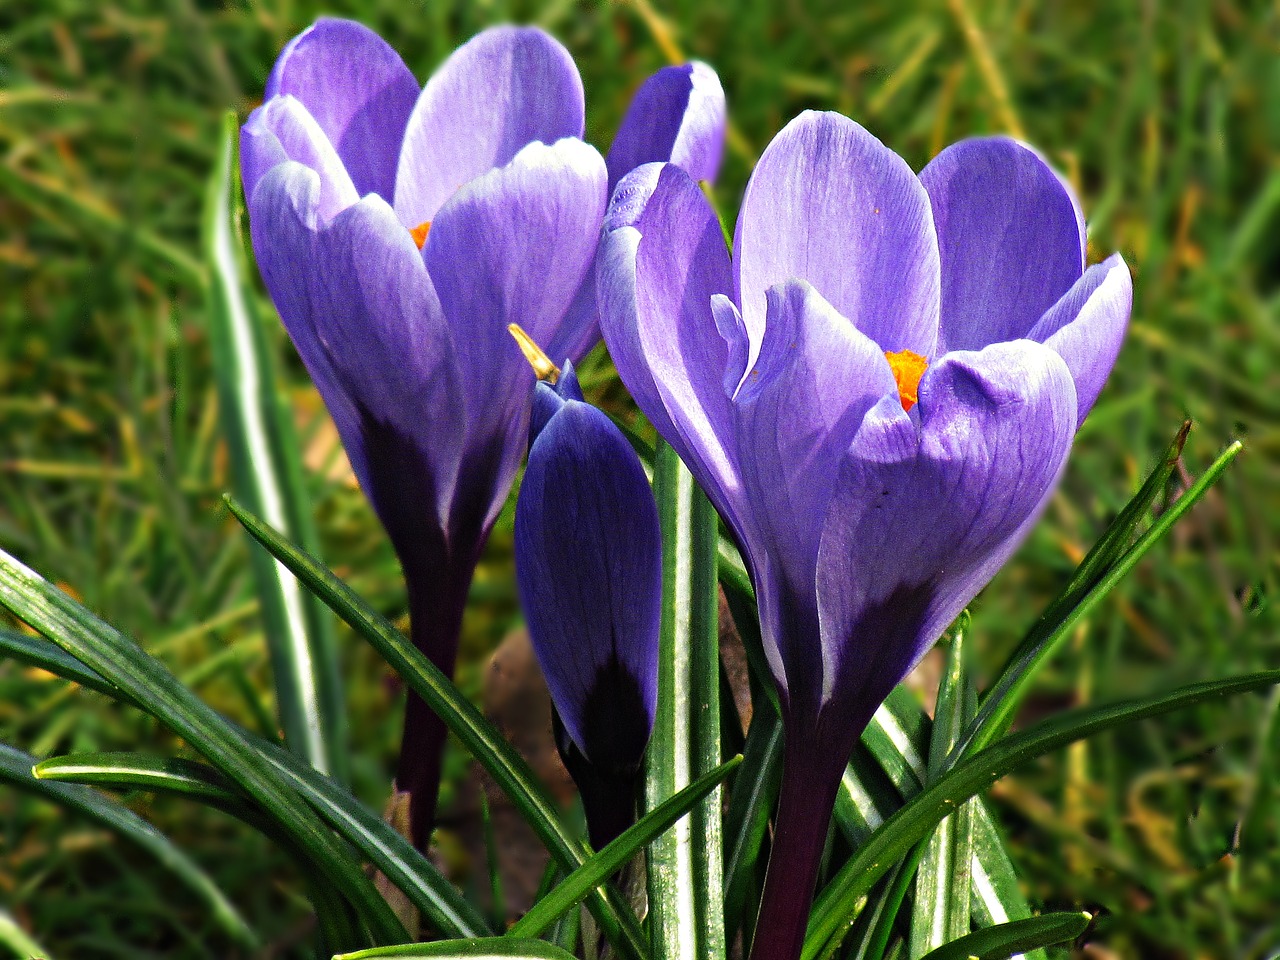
<box><xmin>397</xmin><ymin>564</ymin><xmax>474</xmax><ymax>851</ymax></box>
<box><xmin>749</xmin><ymin>731</ymin><xmax>847</xmax><ymax>960</ymax></box>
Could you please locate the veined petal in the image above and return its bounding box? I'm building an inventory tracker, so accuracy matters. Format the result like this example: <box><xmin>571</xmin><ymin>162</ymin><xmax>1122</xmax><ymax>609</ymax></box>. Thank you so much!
<box><xmin>605</xmin><ymin>62</ymin><xmax>726</xmax><ymax>194</ymax></box>
<box><xmin>814</xmin><ymin>340</ymin><xmax>1076</xmax><ymax>725</ymax></box>
<box><xmin>921</xmin><ymin>136</ymin><xmax>1086</xmax><ymax>354</ymax></box>
<box><xmin>242</xmin><ymin>96</ymin><xmax>358</xmax><ymax>223</ymax></box>
<box><xmin>733</xmin><ymin>279</ymin><xmax>899</xmax><ymax>713</ymax></box>
<box><xmin>515</xmin><ymin>399</ymin><xmax>660</xmax><ymax>768</ymax></box>
<box><xmin>394</xmin><ymin>26</ymin><xmax>585</xmax><ymax>227</ymax></box>
<box><xmin>249</xmin><ymin>161</ymin><xmax>469</xmax><ymax>557</ymax></box>
<box><xmin>264</xmin><ymin>17</ymin><xmax>419</xmax><ymax>200</ymax></box>
<box><xmin>1028</xmin><ymin>253</ymin><xmax>1132</xmax><ymax>424</ymax></box>
<box><xmin>598</xmin><ymin>162</ymin><xmax>747</xmax><ymax>540</ymax></box>
<box><xmin>305</xmin><ymin>197</ymin><xmax>470</xmax><ymax>545</ymax></box>
<box><xmin>734</xmin><ymin>110</ymin><xmax>940</xmax><ymax>356</ymax></box>
<box><xmin>248</xmin><ymin>162</ymin><xmax>369</xmax><ymax>484</ymax></box>
<box><xmin>424</xmin><ymin>137</ymin><xmax>607</xmax><ymax>523</ymax></box>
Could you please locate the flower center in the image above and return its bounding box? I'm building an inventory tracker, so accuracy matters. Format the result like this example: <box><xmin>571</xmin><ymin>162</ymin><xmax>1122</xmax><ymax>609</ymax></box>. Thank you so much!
<box><xmin>409</xmin><ymin>221</ymin><xmax>432</xmax><ymax>249</ymax></box>
<box><xmin>884</xmin><ymin>349</ymin><xmax>927</xmax><ymax>412</ymax></box>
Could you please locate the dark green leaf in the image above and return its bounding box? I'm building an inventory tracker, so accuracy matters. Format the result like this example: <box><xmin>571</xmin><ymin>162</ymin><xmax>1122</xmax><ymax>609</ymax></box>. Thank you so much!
<box><xmin>223</xmin><ymin>495</ymin><xmax>647</xmax><ymax>960</ymax></box>
<box><xmin>204</xmin><ymin>111</ymin><xmax>346</xmax><ymax>783</ymax></box>
<box><xmin>0</xmin><ymin>742</ymin><xmax>256</xmax><ymax>949</ymax></box>
<box><xmin>916</xmin><ymin>912</ymin><xmax>1091</xmax><ymax>960</ymax></box>
<box><xmin>804</xmin><ymin>669</ymin><xmax>1280</xmax><ymax>958</ymax></box>
<box><xmin>0</xmin><ymin>549</ymin><xmax>406</xmax><ymax>946</ymax></box>
<box><xmin>646</xmin><ymin>442</ymin><xmax>726</xmax><ymax>960</ymax></box>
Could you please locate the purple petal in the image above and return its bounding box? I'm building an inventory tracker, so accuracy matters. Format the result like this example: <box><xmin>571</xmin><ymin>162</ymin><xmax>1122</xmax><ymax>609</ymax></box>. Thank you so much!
<box><xmin>395</xmin><ymin>26</ymin><xmax>585</xmax><ymax>227</ymax></box>
<box><xmin>597</xmin><ymin>162</ymin><xmax>747</xmax><ymax>540</ymax></box>
<box><xmin>921</xmin><ymin>136</ymin><xmax>1086</xmax><ymax>354</ymax></box>
<box><xmin>814</xmin><ymin>340</ymin><xmax>1077</xmax><ymax>724</ymax></box>
<box><xmin>1028</xmin><ymin>254</ymin><xmax>1132</xmax><ymax>424</ymax></box>
<box><xmin>241</xmin><ymin>96</ymin><xmax>358</xmax><ymax>223</ymax></box>
<box><xmin>734</xmin><ymin>110</ymin><xmax>940</xmax><ymax>356</ymax></box>
<box><xmin>605</xmin><ymin>62</ymin><xmax>726</xmax><ymax>194</ymax></box>
<box><xmin>264</xmin><ymin>17</ymin><xmax>419</xmax><ymax>200</ymax></box>
<box><xmin>731</xmin><ymin>280</ymin><xmax>899</xmax><ymax>707</ymax></box>
<box><xmin>515</xmin><ymin>399</ymin><xmax>660</xmax><ymax>767</ymax></box>
<box><xmin>423</xmin><ymin>137</ymin><xmax>606</xmax><ymax>521</ymax></box>
<box><xmin>248</xmin><ymin>162</ymin><xmax>370</xmax><ymax>484</ymax></box>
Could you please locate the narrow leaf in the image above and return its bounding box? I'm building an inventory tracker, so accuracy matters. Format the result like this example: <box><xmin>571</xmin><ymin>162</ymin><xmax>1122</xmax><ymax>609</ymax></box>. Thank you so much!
<box><xmin>958</xmin><ymin>432</ymin><xmax>1238</xmax><ymax>757</ymax></box>
<box><xmin>204</xmin><ymin>111</ymin><xmax>346</xmax><ymax>782</ymax></box>
<box><xmin>223</xmin><ymin>496</ymin><xmax>648</xmax><ymax>960</ymax></box>
<box><xmin>0</xmin><ymin>910</ymin><xmax>53</xmax><ymax>960</ymax></box>
<box><xmin>646</xmin><ymin>441</ymin><xmax>726</xmax><ymax>960</ymax></box>
<box><xmin>803</xmin><ymin>670</ymin><xmax>1280</xmax><ymax>958</ymax></box>
<box><xmin>0</xmin><ymin>549</ymin><xmax>406</xmax><ymax>945</ymax></box>
<box><xmin>0</xmin><ymin>742</ymin><xmax>256</xmax><ymax>949</ymax></box>
<box><xmin>916</xmin><ymin>912</ymin><xmax>1091</xmax><ymax>960</ymax></box>
<box><xmin>337</xmin><ymin>938</ymin><xmax>578</xmax><ymax>960</ymax></box>
<box><xmin>911</xmin><ymin>620</ymin><xmax>976</xmax><ymax>958</ymax></box>
<box><xmin>10</xmin><ymin>640</ymin><xmax>492</xmax><ymax>939</ymax></box>
<box><xmin>512</xmin><ymin>756</ymin><xmax>742</xmax><ymax>939</ymax></box>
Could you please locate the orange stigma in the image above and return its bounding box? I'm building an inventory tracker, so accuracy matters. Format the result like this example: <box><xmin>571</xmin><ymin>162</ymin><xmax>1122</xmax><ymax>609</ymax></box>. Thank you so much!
<box><xmin>884</xmin><ymin>349</ymin><xmax>927</xmax><ymax>412</ymax></box>
<box><xmin>409</xmin><ymin>221</ymin><xmax>432</xmax><ymax>249</ymax></box>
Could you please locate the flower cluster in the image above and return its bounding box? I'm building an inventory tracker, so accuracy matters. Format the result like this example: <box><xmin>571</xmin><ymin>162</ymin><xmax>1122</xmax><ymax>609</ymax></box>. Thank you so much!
<box><xmin>245</xmin><ymin>18</ymin><xmax>1130</xmax><ymax>956</ymax></box>
<box><xmin>242</xmin><ymin>17</ymin><xmax>723</xmax><ymax>845</ymax></box>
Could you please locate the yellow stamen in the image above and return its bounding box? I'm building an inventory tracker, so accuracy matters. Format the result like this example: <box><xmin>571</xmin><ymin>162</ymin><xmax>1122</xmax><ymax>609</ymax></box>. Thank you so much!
<box><xmin>409</xmin><ymin>221</ymin><xmax>432</xmax><ymax>249</ymax></box>
<box><xmin>507</xmin><ymin>323</ymin><xmax>560</xmax><ymax>384</ymax></box>
<box><xmin>885</xmin><ymin>349</ymin><xmax>928</xmax><ymax>412</ymax></box>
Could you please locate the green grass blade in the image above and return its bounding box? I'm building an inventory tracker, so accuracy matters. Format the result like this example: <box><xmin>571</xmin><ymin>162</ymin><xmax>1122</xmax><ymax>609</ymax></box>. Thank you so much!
<box><xmin>0</xmin><ymin>742</ymin><xmax>257</xmax><ymax>950</ymax></box>
<box><xmin>512</xmin><ymin>756</ymin><xmax>742</xmax><ymax>939</ymax></box>
<box><xmin>646</xmin><ymin>441</ymin><xmax>726</xmax><ymax>960</ymax></box>
<box><xmin>222</xmin><ymin>495</ymin><xmax>648</xmax><ymax>960</ymax></box>
<box><xmin>337</xmin><ymin>938</ymin><xmax>579</xmax><ymax>960</ymax></box>
<box><xmin>958</xmin><ymin>431</ymin><xmax>1237</xmax><ymax>758</ymax></box>
<box><xmin>0</xmin><ymin>549</ymin><xmax>407</xmax><ymax>946</ymax></box>
<box><xmin>0</xmin><ymin>909</ymin><xmax>54</xmax><ymax>960</ymax></box>
<box><xmin>721</xmin><ymin>704</ymin><xmax>783</xmax><ymax>943</ymax></box>
<box><xmin>0</xmin><ymin>627</ymin><xmax>123</xmax><ymax>698</ymax></box>
<box><xmin>259</xmin><ymin>744</ymin><xmax>494</xmax><ymax>939</ymax></box>
<box><xmin>4</xmin><ymin>633</ymin><xmax>492</xmax><ymax>939</ymax></box>
<box><xmin>34</xmin><ymin>751</ymin><xmax>244</xmax><ymax>806</ymax></box>
<box><xmin>803</xmin><ymin>669</ymin><xmax>1280</xmax><ymax>958</ymax></box>
<box><xmin>204</xmin><ymin>111</ymin><xmax>346</xmax><ymax>782</ymax></box>
<box><xmin>915</xmin><ymin>912</ymin><xmax>1092</xmax><ymax>960</ymax></box>
<box><xmin>910</xmin><ymin>620</ymin><xmax>976</xmax><ymax>958</ymax></box>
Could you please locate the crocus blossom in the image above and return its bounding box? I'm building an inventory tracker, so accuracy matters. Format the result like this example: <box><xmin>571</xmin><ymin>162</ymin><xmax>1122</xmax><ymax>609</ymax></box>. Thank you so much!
<box><xmin>514</xmin><ymin>362</ymin><xmax>661</xmax><ymax>849</ymax></box>
<box><xmin>597</xmin><ymin>111</ymin><xmax>1130</xmax><ymax>958</ymax></box>
<box><xmin>241</xmin><ymin>17</ymin><xmax>724</xmax><ymax>845</ymax></box>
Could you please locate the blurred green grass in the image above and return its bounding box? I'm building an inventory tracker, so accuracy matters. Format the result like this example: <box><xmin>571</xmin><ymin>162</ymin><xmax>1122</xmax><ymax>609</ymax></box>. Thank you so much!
<box><xmin>0</xmin><ymin>0</ymin><xmax>1277</xmax><ymax>956</ymax></box>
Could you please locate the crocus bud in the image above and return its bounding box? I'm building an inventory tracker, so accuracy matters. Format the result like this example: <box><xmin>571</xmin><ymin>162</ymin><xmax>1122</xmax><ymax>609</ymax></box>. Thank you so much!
<box><xmin>515</xmin><ymin>363</ymin><xmax>661</xmax><ymax>849</ymax></box>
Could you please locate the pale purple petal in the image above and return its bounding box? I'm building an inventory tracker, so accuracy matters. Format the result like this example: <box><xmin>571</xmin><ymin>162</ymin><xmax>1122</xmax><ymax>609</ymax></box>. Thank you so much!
<box><xmin>248</xmin><ymin>162</ymin><xmax>369</xmax><ymax>484</ymax></box>
<box><xmin>814</xmin><ymin>340</ymin><xmax>1077</xmax><ymax>724</ymax></box>
<box><xmin>732</xmin><ymin>279</ymin><xmax>899</xmax><ymax>710</ymax></box>
<box><xmin>734</xmin><ymin>279</ymin><xmax>897</xmax><ymax>598</ymax></box>
<box><xmin>921</xmin><ymin>136</ymin><xmax>1086</xmax><ymax>354</ymax></box>
<box><xmin>734</xmin><ymin>110</ymin><xmax>940</xmax><ymax>355</ymax></box>
<box><xmin>1028</xmin><ymin>253</ymin><xmax>1132</xmax><ymax>424</ymax></box>
<box><xmin>605</xmin><ymin>62</ymin><xmax>726</xmax><ymax>194</ymax></box>
<box><xmin>264</xmin><ymin>17</ymin><xmax>419</xmax><ymax>200</ymax></box>
<box><xmin>598</xmin><ymin>162</ymin><xmax>747</xmax><ymax>540</ymax></box>
<box><xmin>241</xmin><ymin>96</ymin><xmax>358</xmax><ymax>223</ymax></box>
<box><xmin>423</xmin><ymin>137</ymin><xmax>606</xmax><ymax>524</ymax></box>
<box><xmin>395</xmin><ymin>26</ymin><xmax>585</xmax><ymax>227</ymax></box>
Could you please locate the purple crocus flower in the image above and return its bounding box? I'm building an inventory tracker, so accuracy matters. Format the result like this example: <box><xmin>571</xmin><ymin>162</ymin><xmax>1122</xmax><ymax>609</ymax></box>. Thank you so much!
<box><xmin>596</xmin><ymin>111</ymin><xmax>1131</xmax><ymax>958</ymax></box>
<box><xmin>514</xmin><ymin>361</ymin><xmax>661</xmax><ymax>850</ymax></box>
<box><xmin>240</xmin><ymin>17</ymin><xmax>724</xmax><ymax>846</ymax></box>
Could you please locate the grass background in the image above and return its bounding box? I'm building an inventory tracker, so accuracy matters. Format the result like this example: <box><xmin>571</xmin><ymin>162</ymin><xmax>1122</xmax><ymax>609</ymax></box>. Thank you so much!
<box><xmin>1</xmin><ymin>0</ymin><xmax>1278</xmax><ymax>956</ymax></box>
